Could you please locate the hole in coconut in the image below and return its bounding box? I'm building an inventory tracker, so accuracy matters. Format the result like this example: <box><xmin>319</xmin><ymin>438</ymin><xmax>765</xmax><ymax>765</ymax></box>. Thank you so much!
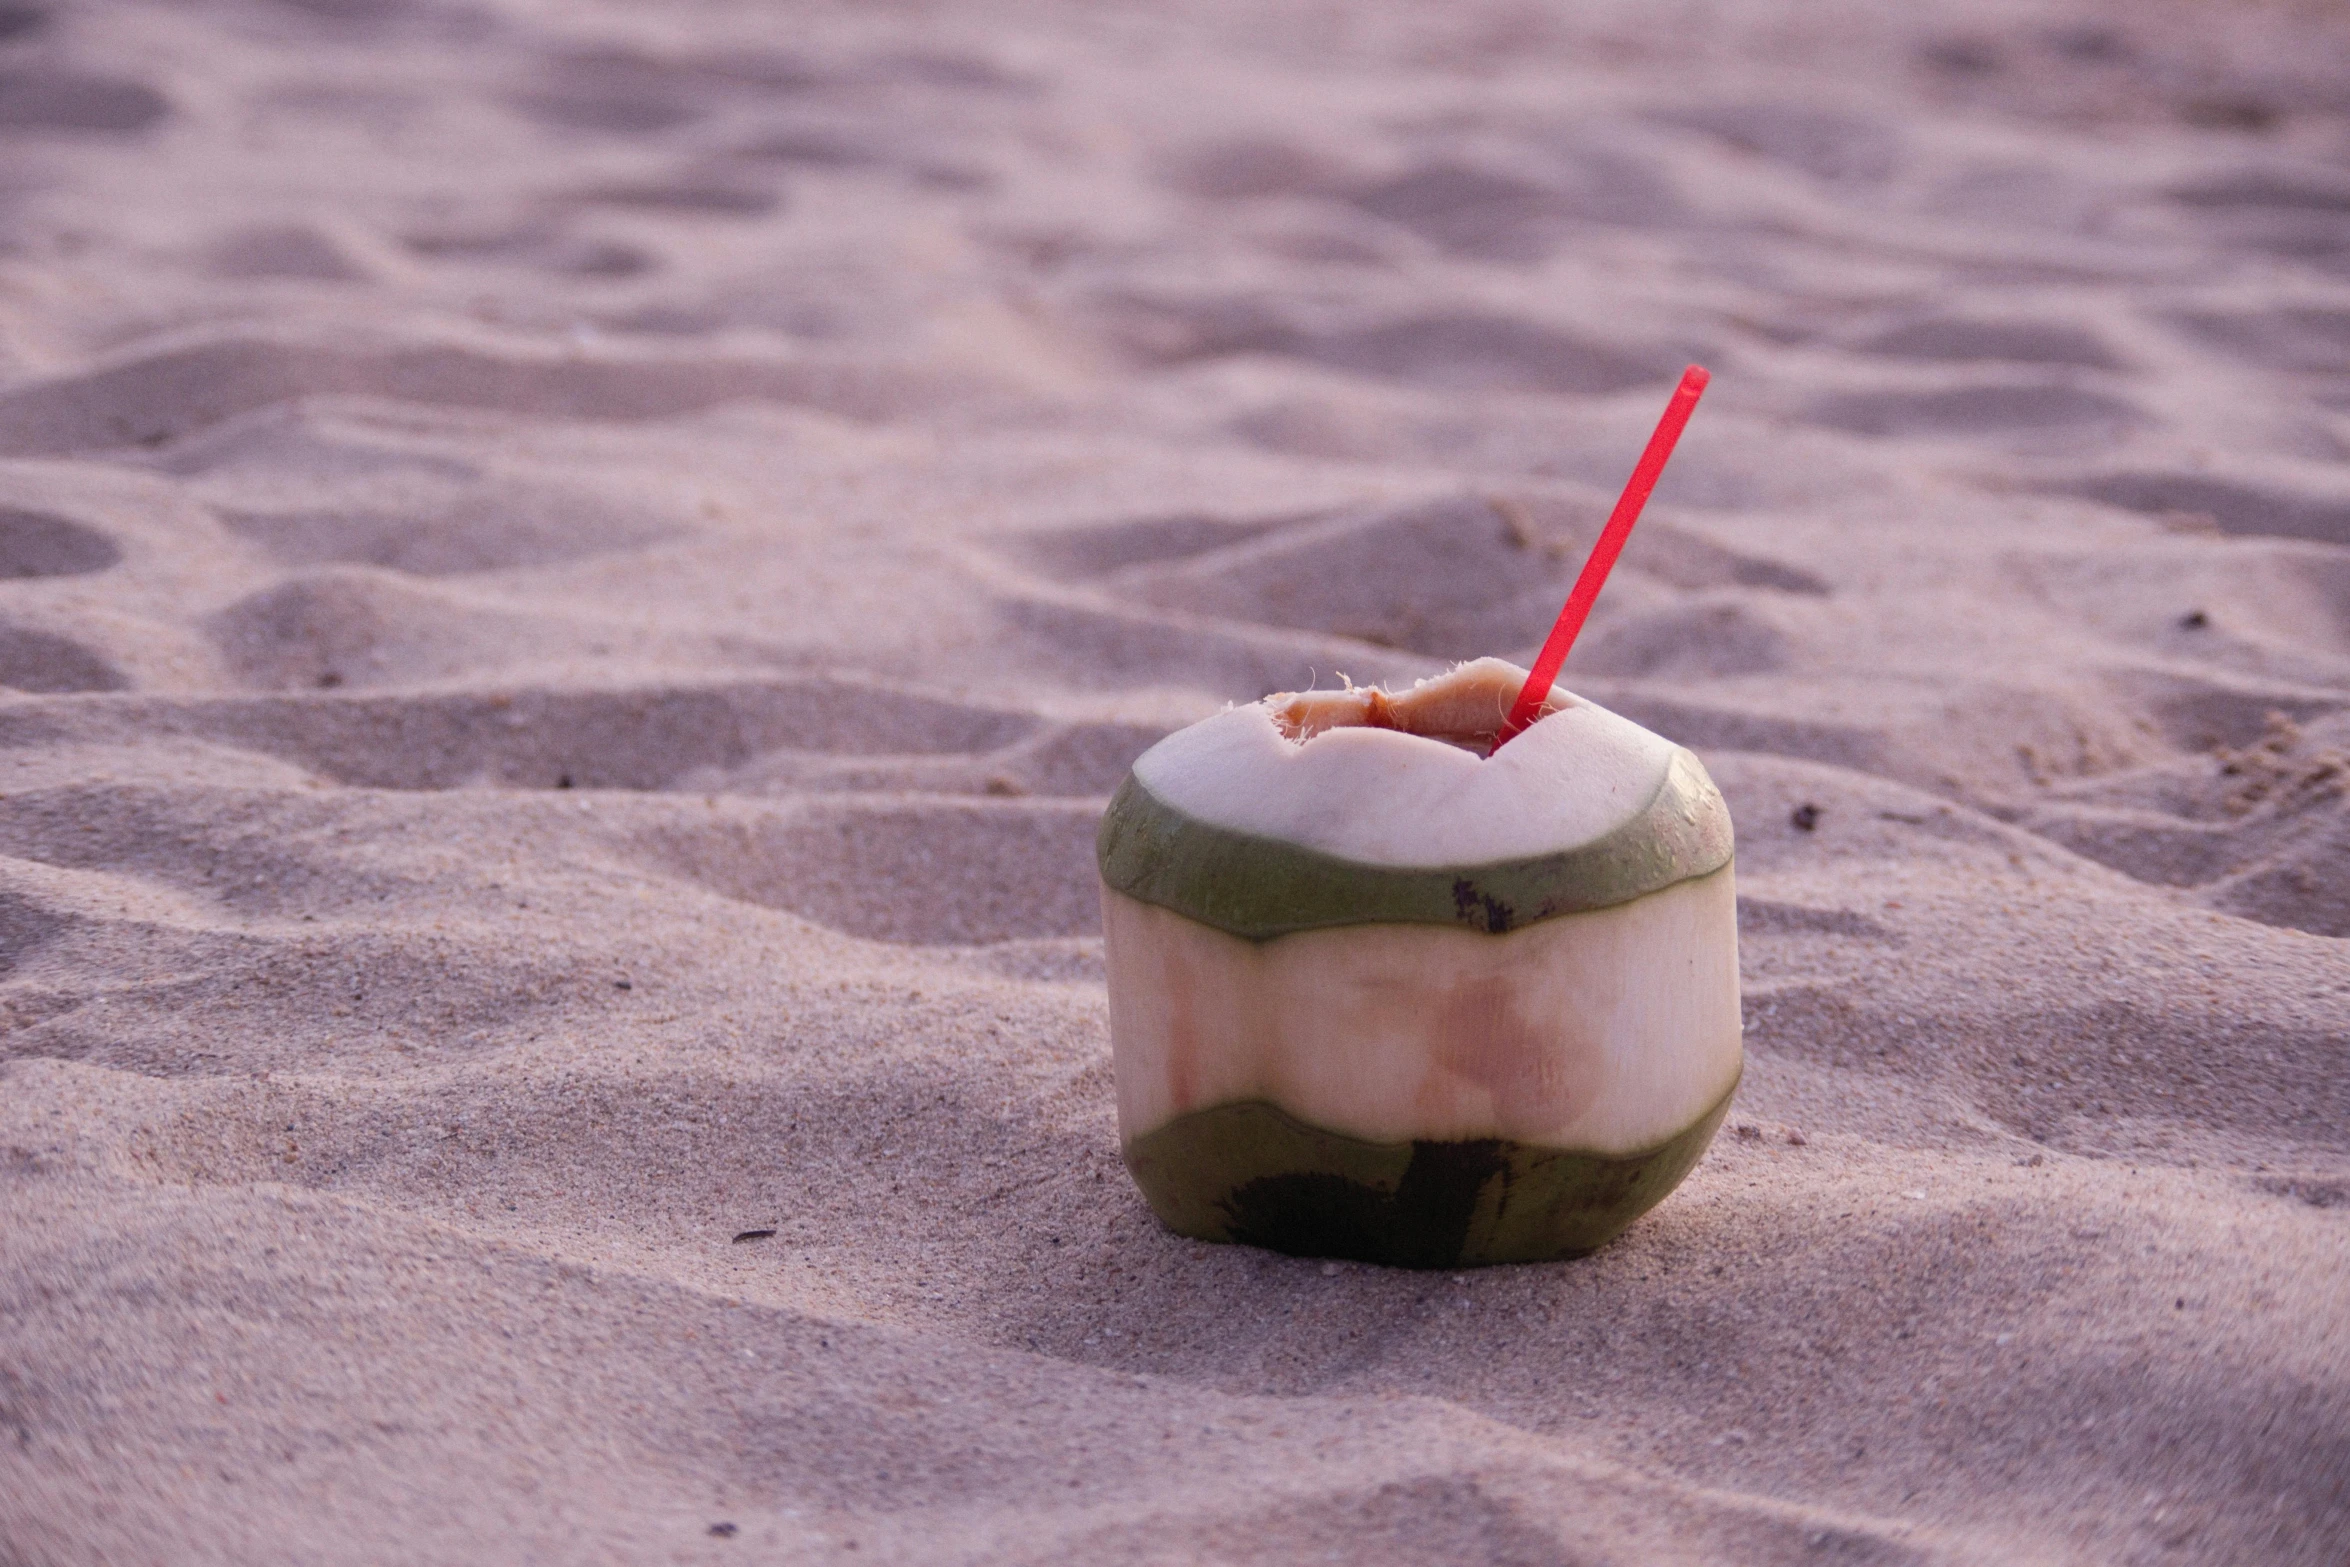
<box><xmin>1265</xmin><ymin>658</ymin><xmax>1568</xmax><ymax>756</ymax></box>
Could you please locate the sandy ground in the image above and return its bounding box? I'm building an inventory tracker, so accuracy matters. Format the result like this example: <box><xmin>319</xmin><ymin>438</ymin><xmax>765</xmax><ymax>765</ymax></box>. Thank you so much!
<box><xmin>1</xmin><ymin>1</ymin><xmax>2347</xmax><ymax>1562</ymax></box>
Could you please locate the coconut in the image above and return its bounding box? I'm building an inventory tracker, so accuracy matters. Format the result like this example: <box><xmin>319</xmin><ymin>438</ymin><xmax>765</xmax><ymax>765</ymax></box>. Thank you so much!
<box><xmin>1097</xmin><ymin>656</ymin><xmax>1739</xmax><ymax>1268</ymax></box>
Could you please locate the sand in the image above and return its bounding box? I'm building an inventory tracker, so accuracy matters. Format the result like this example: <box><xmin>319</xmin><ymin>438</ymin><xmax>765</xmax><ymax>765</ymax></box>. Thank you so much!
<box><xmin>0</xmin><ymin>0</ymin><xmax>2346</xmax><ymax>1561</ymax></box>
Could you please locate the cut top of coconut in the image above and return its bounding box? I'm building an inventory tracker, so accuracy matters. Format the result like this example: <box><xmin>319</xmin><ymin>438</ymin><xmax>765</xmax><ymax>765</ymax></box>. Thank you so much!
<box><xmin>1137</xmin><ymin>659</ymin><xmax>1677</xmax><ymax>870</ymax></box>
<box><xmin>1100</xmin><ymin>659</ymin><xmax>1733</xmax><ymax>939</ymax></box>
<box><xmin>1266</xmin><ymin>656</ymin><xmax>1567</xmax><ymax>752</ymax></box>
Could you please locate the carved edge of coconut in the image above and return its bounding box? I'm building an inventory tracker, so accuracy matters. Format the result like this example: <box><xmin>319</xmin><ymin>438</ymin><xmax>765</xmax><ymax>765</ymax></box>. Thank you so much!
<box><xmin>1096</xmin><ymin>746</ymin><xmax>1734</xmax><ymax>940</ymax></box>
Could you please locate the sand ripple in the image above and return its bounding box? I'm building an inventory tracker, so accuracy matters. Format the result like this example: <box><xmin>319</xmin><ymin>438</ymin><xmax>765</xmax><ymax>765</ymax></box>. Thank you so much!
<box><xmin>1</xmin><ymin>2</ymin><xmax>2346</xmax><ymax>1562</ymax></box>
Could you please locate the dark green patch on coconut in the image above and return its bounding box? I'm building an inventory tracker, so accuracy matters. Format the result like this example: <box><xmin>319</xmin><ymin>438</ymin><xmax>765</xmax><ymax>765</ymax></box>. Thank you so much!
<box><xmin>1098</xmin><ymin>748</ymin><xmax>1732</xmax><ymax>941</ymax></box>
<box><xmin>1123</xmin><ymin>1084</ymin><xmax>1736</xmax><ymax>1268</ymax></box>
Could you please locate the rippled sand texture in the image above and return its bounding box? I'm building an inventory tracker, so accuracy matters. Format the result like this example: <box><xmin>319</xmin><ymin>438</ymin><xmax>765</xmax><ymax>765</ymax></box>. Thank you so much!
<box><xmin>2</xmin><ymin>1</ymin><xmax>2347</xmax><ymax>1562</ymax></box>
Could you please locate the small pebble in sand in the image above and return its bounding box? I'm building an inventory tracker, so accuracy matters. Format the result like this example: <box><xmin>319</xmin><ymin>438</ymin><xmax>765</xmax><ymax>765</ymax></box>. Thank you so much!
<box><xmin>1790</xmin><ymin>803</ymin><xmax>1822</xmax><ymax>832</ymax></box>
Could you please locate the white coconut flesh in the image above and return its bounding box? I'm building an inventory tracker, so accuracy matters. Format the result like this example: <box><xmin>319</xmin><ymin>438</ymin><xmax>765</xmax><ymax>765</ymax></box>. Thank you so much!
<box><xmin>1100</xmin><ymin>657</ymin><xmax>1741</xmax><ymax>1157</ymax></box>
<box><xmin>1134</xmin><ymin>658</ymin><xmax>1677</xmax><ymax>870</ymax></box>
<box><xmin>1104</xmin><ymin>868</ymin><xmax>1740</xmax><ymax>1153</ymax></box>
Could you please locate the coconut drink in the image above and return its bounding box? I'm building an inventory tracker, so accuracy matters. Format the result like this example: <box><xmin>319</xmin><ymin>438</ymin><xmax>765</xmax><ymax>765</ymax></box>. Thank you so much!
<box><xmin>1098</xmin><ymin>367</ymin><xmax>1734</xmax><ymax>1267</ymax></box>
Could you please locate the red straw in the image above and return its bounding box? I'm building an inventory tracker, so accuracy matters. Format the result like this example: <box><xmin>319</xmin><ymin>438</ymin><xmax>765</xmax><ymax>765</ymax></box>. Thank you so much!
<box><xmin>1494</xmin><ymin>364</ymin><xmax>1710</xmax><ymax>747</ymax></box>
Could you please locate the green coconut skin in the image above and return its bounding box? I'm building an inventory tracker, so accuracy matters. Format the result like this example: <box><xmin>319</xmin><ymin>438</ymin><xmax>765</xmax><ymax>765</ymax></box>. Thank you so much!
<box><xmin>1102</xmin><ymin>689</ymin><xmax>1740</xmax><ymax>1266</ymax></box>
<box><xmin>1098</xmin><ymin>746</ymin><xmax>1733</xmax><ymax>941</ymax></box>
<box><xmin>1123</xmin><ymin>1079</ymin><xmax>1738</xmax><ymax>1268</ymax></box>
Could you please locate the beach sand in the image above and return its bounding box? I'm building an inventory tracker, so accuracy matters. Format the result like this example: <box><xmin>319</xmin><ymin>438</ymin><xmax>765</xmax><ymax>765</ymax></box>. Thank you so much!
<box><xmin>1</xmin><ymin>1</ymin><xmax>2347</xmax><ymax>1561</ymax></box>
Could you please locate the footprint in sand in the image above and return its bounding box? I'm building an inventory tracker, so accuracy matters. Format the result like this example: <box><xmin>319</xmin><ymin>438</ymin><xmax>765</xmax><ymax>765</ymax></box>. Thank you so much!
<box><xmin>0</xmin><ymin>330</ymin><xmax>962</xmax><ymax>457</ymax></box>
<box><xmin>505</xmin><ymin>46</ymin><xmax>771</xmax><ymax>135</ymax></box>
<box><xmin>214</xmin><ymin>479</ymin><xmax>680</xmax><ymax>577</ymax></box>
<box><xmin>504</xmin><ymin>39</ymin><xmax>1016</xmax><ymax>140</ymax></box>
<box><xmin>730</xmin><ymin>123</ymin><xmax>987</xmax><ymax>189</ymax></box>
<box><xmin>1007</xmin><ymin>510</ymin><xmax>1306</xmax><ymax>581</ymax></box>
<box><xmin>567</xmin><ymin>171</ymin><xmax>783</xmax><ymax>218</ymax></box>
<box><xmin>1162</xmin><ymin>137</ymin><xmax>1349</xmax><ymax>201</ymax></box>
<box><xmin>1348</xmin><ymin>150</ymin><xmax>1682</xmax><ymax>259</ymax></box>
<box><xmin>1850</xmin><ymin>315</ymin><xmax>2126</xmax><ymax>371</ymax></box>
<box><xmin>2058</xmin><ymin>472</ymin><xmax>2350</xmax><ymax>548</ymax></box>
<box><xmin>638</xmin><ymin>798</ymin><xmax>1103</xmax><ymax>945</ymax></box>
<box><xmin>1807</xmin><ymin>381</ymin><xmax>2144</xmax><ymax>441</ymax></box>
<box><xmin>1667</xmin><ymin>103</ymin><xmax>1902</xmax><ymax>184</ymax></box>
<box><xmin>0</xmin><ymin>508</ymin><xmax>119</xmax><ymax>579</ymax></box>
<box><xmin>1291</xmin><ymin>313</ymin><xmax>1675</xmax><ymax>397</ymax></box>
<box><xmin>0</xmin><ymin>886</ymin><xmax>68</xmax><ymax>978</ymax></box>
<box><xmin>1572</xmin><ymin>598</ymin><xmax>1793</xmax><ymax>680</ymax></box>
<box><xmin>182</xmin><ymin>678</ymin><xmax>1038</xmax><ymax>794</ymax></box>
<box><xmin>2168</xmin><ymin>305</ymin><xmax>2350</xmax><ymax>374</ymax></box>
<box><xmin>2169</xmin><ymin>167</ymin><xmax>2350</xmax><ymax>269</ymax></box>
<box><xmin>0</xmin><ymin>69</ymin><xmax>167</xmax><ymax>134</ymax></box>
<box><xmin>204</xmin><ymin>571</ymin><xmax>544</xmax><ymax>691</ymax></box>
<box><xmin>2013</xmin><ymin>700</ymin><xmax>2350</xmax><ymax>936</ymax></box>
<box><xmin>401</xmin><ymin>217</ymin><xmax>657</xmax><ymax>280</ymax></box>
<box><xmin>0</xmin><ymin>624</ymin><xmax>126</xmax><ymax>692</ymax></box>
<box><xmin>203</xmin><ymin>224</ymin><xmax>368</xmax><ymax>283</ymax></box>
<box><xmin>1043</xmin><ymin>492</ymin><xmax>1826</xmax><ymax>668</ymax></box>
<box><xmin>1089</xmin><ymin>293</ymin><xmax>1677</xmax><ymax>396</ymax></box>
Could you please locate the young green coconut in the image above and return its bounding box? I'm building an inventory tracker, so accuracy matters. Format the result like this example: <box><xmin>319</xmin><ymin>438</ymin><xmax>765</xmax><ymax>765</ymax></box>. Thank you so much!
<box><xmin>1098</xmin><ymin>368</ymin><xmax>1734</xmax><ymax>1267</ymax></box>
